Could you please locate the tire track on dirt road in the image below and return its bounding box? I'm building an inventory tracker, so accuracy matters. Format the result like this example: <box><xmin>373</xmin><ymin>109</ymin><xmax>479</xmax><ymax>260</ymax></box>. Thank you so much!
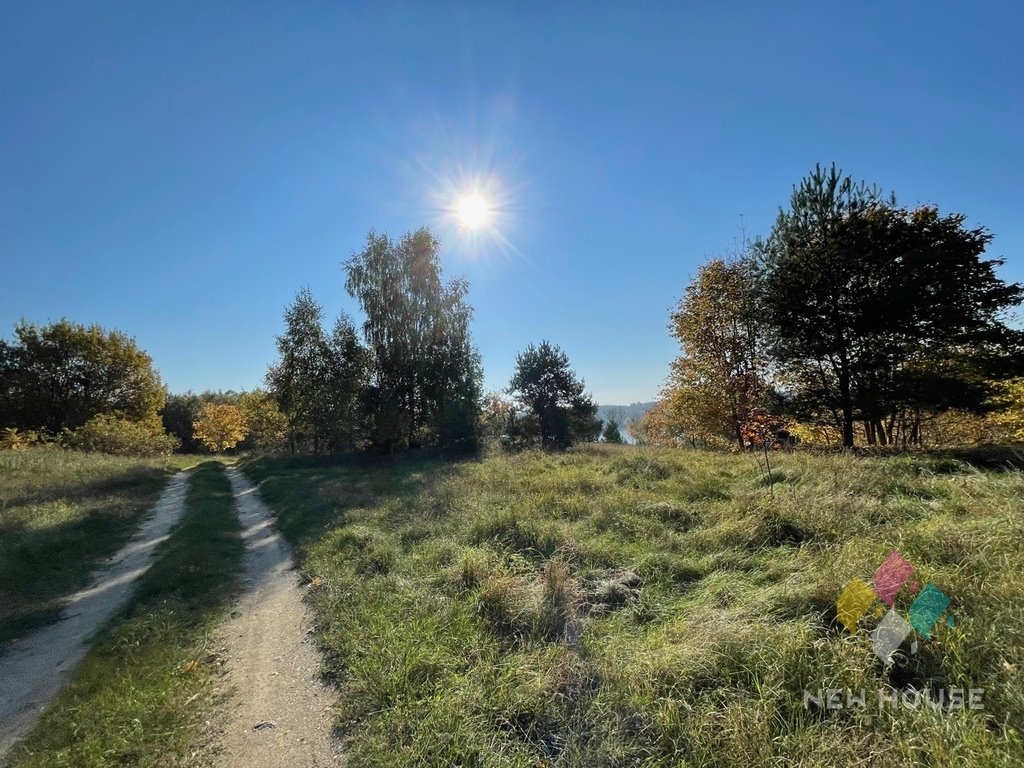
<box><xmin>0</xmin><ymin>469</ymin><xmax>192</xmax><ymax>760</ymax></box>
<box><xmin>214</xmin><ymin>466</ymin><xmax>341</xmax><ymax>768</ymax></box>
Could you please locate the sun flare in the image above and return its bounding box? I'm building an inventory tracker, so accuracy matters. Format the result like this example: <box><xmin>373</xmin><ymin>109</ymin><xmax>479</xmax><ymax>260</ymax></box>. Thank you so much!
<box><xmin>455</xmin><ymin>193</ymin><xmax>491</xmax><ymax>229</ymax></box>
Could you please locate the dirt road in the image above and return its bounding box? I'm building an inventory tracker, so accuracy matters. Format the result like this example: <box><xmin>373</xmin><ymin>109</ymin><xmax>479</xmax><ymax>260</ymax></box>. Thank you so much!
<box><xmin>214</xmin><ymin>467</ymin><xmax>341</xmax><ymax>768</ymax></box>
<box><xmin>0</xmin><ymin>469</ymin><xmax>192</xmax><ymax>759</ymax></box>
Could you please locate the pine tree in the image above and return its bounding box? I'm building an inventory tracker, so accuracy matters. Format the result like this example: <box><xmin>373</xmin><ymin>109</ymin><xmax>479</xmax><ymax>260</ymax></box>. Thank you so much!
<box><xmin>508</xmin><ymin>341</ymin><xmax>597</xmax><ymax>450</ymax></box>
<box><xmin>601</xmin><ymin>418</ymin><xmax>623</xmax><ymax>444</ymax></box>
<box><xmin>760</xmin><ymin>164</ymin><xmax>1024</xmax><ymax>447</ymax></box>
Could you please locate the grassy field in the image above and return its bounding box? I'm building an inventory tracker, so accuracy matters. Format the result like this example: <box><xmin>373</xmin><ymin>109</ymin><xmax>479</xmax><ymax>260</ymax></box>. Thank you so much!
<box><xmin>0</xmin><ymin>447</ymin><xmax>197</xmax><ymax>647</ymax></box>
<box><xmin>243</xmin><ymin>444</ymin><xmax>1024</xmax><ymax>767</ymax></box>
<box><xmin>9</xmin><ymin>461</ymin><xmax>243</xmax><ymax>768</ymax></box>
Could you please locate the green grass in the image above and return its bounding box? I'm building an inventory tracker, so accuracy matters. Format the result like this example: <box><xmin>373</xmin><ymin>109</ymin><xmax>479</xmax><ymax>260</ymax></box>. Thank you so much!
<box><xmin>8</xmin><ymin>461</ymin><xmax>243</xmax><ymax>768</ymax></box>
<box><xmin>242</xmin><ymin>444</ymin><xmax>1024</xmax><ymax>767</ymax></box>
<box><xmin>0</xmin><ymin>447</ymin><xmax>198</xmax><ymax>648</ymax></box>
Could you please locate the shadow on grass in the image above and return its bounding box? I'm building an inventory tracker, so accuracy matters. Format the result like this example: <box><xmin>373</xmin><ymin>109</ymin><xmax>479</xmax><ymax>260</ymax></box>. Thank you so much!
<box><xmin>126</xmin><ymin>461</ymin><xmax>242</xmax><ymax>619</ymax></box>
<box><xmin>936</xmin><ymin>443</ymin><xmax>1024</xmax><ymax>472</ymax></box>
<box><xmin>8</xmin><ymin>461</ymin><xmax>243</xmax><ymax>768</ymax></box>
<box><xmin>0</xmin><ymin>464</ymin><xmax>180</xmax><ymax>512</ymax></box>
<box><xmin>239</xmin><ymin>449</ymin><xmax>474</xmax><ymax>553</ymax></box>
<box><xmin>0</xmin><ymin>465</ymin><xmax>180</xmax><ymax>648</ymax></box>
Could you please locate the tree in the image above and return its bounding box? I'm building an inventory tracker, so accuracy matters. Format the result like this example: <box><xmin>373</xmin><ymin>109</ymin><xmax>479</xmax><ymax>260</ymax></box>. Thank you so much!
<box><xmin>989</xmin><ymin>378</ymin><xmax>1024</xmax><ymax>441</ymax></box>
<box><xmin>0</xmin><ymin>319</ymin><xmax>166</xmax><ymax>433</ymax></box>
<box><xmin>266</xmin><ymin>287</ymin><xmax>329</xmax><ymax>451</ymax></box>
<box><xmin>601</xmin><ymin>418</ymin><xmax>623</xmax><ymax>444</ymax></box>
<box><xmin>193</xmin><ymin>403</ymin><xmax>247</xmax><ymax>452</ymax></box>
<box><xmin>759</xmin><ymin>164</ymin><xmax>1024</xmax><ymax>447</ymax></box>
<box><xmin>161</xmin><ymin>391</ymin><xmax>248</xmax><ymax>453</ymax></box>
<box><xmin>628</xmin><ymin>398</ymin><xmax>686</xmax><ymax>447</ymax></box>
<box><xmin>665</xmin><ymin>373</ymin><xmax>737</xmax><ymax>448</ymax></box>
<box><xmin>239</xmin><ymin>390</ymin><xmax>288</xmax><ymax>450</ymax></box>
<box><xmin>161</xmin><ymin>392</ymin><xmax>205</xmax><ymax>452</ymax></box>
<box><xmin>479</xmin><ymin>391</ymin><xmax>515</xmax><ymax>441</ymax></box>
<box><xmin>667</xmin><ymin>257</ymin><xmax>762</xmax><ymax>449</ymax></box>
<box><xmin>508</xmin><ymin>341</ymin><xmax>597</xmax><ymax>450</ymax></box>
<box><xmin>344</xmin><ymin>228</ymin><xmax>482</xmax><ymax>452</ymax></box>
<box><xmin>266</xmin><ymin>289</ymin><xmax>366</xmax><ymax>453</ymax></box>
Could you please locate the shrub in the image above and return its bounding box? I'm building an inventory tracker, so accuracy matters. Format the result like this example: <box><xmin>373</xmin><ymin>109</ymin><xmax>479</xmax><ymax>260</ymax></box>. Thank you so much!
<box><xmin>0</xmin><ymin>427</ymin><xmax>43</xmax><ymax>450</ymax></box>
<box><xmin>64</xmin><ymin>414</ymin><xmax>179</xmax><ymax>457</ymax></box>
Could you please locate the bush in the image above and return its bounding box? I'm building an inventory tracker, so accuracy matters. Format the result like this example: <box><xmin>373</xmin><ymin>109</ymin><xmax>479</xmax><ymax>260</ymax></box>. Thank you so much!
<box><xmin>64</xmin><ymin>414</ymin><xmax>179</xmax><ymax>457</ymax></box>
<box><xmin>0</xmin><ymin>427</ymin><xmax>43</xmax><ymax>450</ymax></box>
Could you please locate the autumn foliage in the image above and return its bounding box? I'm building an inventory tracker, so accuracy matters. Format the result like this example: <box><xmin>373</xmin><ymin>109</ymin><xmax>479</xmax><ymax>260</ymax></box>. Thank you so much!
<box><xmin>193</xmin><ymin>403</ymin><xmax>247</xmax><ymax>453</ymax></box>
<box><xmin>651</xmin><ymin>165</ymin><xmax>1024</xmax><ymax>450</ymax></box>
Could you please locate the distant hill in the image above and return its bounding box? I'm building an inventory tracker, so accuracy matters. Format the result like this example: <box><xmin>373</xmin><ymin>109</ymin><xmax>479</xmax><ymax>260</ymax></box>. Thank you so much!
<box><xmin>596</xmin><ymin>401</ymin><xmax>657</xmax><ymax>443</ymax></box>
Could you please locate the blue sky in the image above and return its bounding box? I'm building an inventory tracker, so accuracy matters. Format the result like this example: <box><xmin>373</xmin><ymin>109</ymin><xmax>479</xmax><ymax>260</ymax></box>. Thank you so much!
<box><xmin>2</xmin><ymin>2</ymin><xmax>1022</xmax><ymax>403</ymax></box>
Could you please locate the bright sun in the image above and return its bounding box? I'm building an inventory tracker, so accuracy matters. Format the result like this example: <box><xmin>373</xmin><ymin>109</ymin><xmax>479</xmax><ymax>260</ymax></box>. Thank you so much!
<box><xmin>455</xmin><ymin>193</ymin><xmax>491</xmax><ymax>229</ymax></box>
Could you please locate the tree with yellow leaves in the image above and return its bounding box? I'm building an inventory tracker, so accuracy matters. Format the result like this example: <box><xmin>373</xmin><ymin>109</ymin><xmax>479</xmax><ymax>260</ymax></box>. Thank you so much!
<box><xmin>666</xmin><ymin>256</ymin><xmax>763</xmax><ymax>450</ymax></box>
<box><xmin>989</xmin><ymin>378</ymin><xmax>1024</xmax><ymax>441</ymax></box>
<box><xmin>193</xmin><ymin>403</ymin><xmax>247</xmax><ymax>453</ymax></box>
<box><xmin>627</xmin><ymin>399</ymin><xmax>685</xmax><ymax>447</ymax></box>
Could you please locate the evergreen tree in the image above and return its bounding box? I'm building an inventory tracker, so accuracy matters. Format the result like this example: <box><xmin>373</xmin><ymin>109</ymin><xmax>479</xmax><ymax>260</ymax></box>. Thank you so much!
<box><xmin>508</xmin><ymin>341</ymin><xmax>597</xmax><ymax>450</ymax></box>
<box><xmin>601</xmin><ymin>418</ymin><xmax>623</xmax><ymax>443</ymax></box>
<box><xmin>759</xmin><ymin>164</ymin><xmax>1023</xmax><ymax>447</ymax></box>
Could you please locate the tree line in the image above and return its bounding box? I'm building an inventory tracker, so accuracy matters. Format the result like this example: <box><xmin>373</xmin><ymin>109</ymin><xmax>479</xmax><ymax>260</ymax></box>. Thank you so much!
<box><xmin>264</xmin><ymin>230</ymin><xmax>599</xmax><ymax>455</ymax></box>
<box><xmin>0</xmin><ymin>317</ymin><xmax>291</xmax><ymax>455</ymax></box>
<box><xmin>0</xmin><ymin>226</ymin><xmax>600</xmax><ymax>456</ymax></box>
<box><xmin>5</xmin><ymin>163</ymin><xmax>1021</xmax><ymax>456</ymax></box>
<box><xmin>633</xmin><ymin>164</ymin><xmax>1024</xmax><ymax>449</ymax></box>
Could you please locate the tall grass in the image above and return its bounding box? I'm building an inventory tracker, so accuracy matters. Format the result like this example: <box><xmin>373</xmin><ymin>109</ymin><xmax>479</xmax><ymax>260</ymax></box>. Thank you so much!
<box><xmin>0</xmin><ymin>447</ymin><xmax>196</xmax><ymax>647</ymax></box>
<box><xmin>244</xmin><ymin>444</ymin><xmax>1024</xmax><ymax>766</ymax></box>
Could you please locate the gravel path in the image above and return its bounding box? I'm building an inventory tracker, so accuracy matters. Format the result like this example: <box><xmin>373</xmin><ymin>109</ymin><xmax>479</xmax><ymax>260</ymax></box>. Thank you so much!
<box><xmin>0</xmin><ymin>469</ymin><xmax>192</xmax><ymax>760</ymax></box>
<box><xmin>214</xmin><ymin>467</ymin><xmax>341</xmax><ymax>768</ymax></box>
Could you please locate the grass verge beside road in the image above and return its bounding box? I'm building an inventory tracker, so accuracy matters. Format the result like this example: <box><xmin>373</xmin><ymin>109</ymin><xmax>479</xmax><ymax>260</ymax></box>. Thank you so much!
<box><xmin>243</xmin><ymin>445</ymin><xmax>1024</xmax><ymax>767</ymax></box>
<box><xmin>0</xmin><ymin>447</ymin><xmax>198</xmax><ymax>647</ymax></box>
<box><xmin>8</xmin><ymin>461</ymin><xmax>243</xmax><ymax>768</ymax></box>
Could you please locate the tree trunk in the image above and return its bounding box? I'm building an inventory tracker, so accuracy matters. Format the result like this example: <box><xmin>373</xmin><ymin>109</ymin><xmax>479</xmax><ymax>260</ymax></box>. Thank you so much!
<box><xmin>874</xmin><ymin>419</ymin><xmax>888</xmax><ymax>446</ymax></box>
<box><xmin>837</xmin><ymin>359</ymin><xmax>855</xmax><ymax>448</ymax></box>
